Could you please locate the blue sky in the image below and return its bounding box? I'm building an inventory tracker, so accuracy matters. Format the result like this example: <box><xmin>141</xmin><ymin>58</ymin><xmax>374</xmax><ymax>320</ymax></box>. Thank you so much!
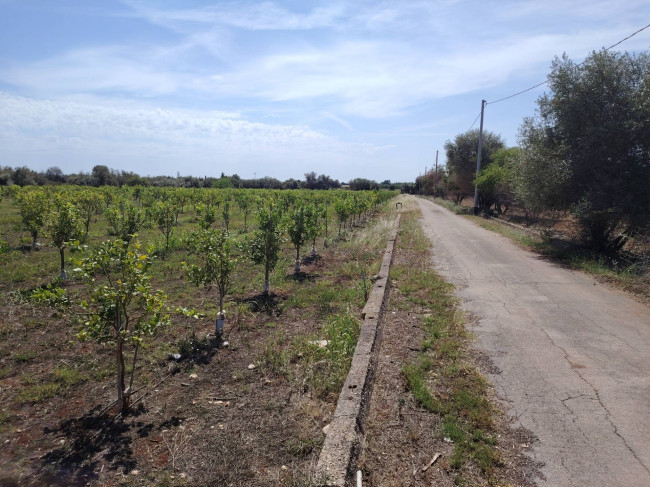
<box><xmin>1</xmin><ymin>1</ymin><xmax>648</xmax><ymax>183</ymax></box>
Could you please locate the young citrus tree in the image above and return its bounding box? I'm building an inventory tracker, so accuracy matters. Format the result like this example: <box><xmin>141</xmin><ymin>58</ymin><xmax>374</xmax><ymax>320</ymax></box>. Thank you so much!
<box><xmin>105</xmin><ymin>200</ymin><xmax>143</xmax><ymax>244</ymax></box>
<box><xmin>150</xmin><ymin>200</ymin><xmax>178</xmax><ymax>255</ymax></box>
<box><xmin>334</xmin><ymin>198</ymin><xmax>350</xmax><ymax>236</ymax></box>
<box><xmin>321</xmin><ymin>199</ymin><xmax>330</xmax><ymax>247</ymax></box>
<box><xmin>234</xmin><ymin>190</ymin><xmax>255</xmax><ymax>232</ymax></box>
<box><xmin>195</xmin><ymin>202</ymin><xmax>217</xmax><ymax>230</ymax></box>
<box><xmin>250</xmin><ymin>202</ymin><xmax>283</xmax><ymax>294</ymax></box>
<box><xmin>75</xmin><ymin>239</ymin><xmax>170</xmax><ymax>413</ymax></box>
<box><xmin>183</xmin><ymin>228</ymin><xmax>236</xmax><ymax>334</ymax></box>
<box><xmin>75</xmin><ymin>189</ymin><xmax>104</xmax><ymax>242</ymax></box>
<box><xmin>46</xmin><ymin>197</ymin><xmax>84</xmax><ymax>279</ymax></box>
<box><xmin>305</xmin><ymin>203</ymin><xmax>320</xmax><ymax>257</ymax></box>
<box><xmin>16</xmin><ymin>188</ymin><xmax>50</xmax><ymax>248</ymax></box>
<box><xmin>287</xmin><ymin>205</ymin><xmax>309</xmax><ymax>272</ymax></box>
<box><xmin>222</xmin><ymin>199</ymin><xmax>231</xmax><ymax>233</ymax></box>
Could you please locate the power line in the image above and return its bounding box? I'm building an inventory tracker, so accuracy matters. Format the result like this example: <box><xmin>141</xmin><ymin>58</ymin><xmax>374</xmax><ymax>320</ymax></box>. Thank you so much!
<box><xmin>487</xmin><ymin>80</ymin><xmax>548</xmax><ymax>105</ymax></box>
<box><xmin>604</xmin><ymin>21</ymin><xmax>650</xmax><ymax>51</ymax></box>
<box><xmin>486</xmin><ymin>21</ymin><xmax>650</xmax><ymax>106</ymax></box>
<box><xmin>467</xmin><ymin>111</ymin><xmax>482</xmax><ymax>131</ymax></box>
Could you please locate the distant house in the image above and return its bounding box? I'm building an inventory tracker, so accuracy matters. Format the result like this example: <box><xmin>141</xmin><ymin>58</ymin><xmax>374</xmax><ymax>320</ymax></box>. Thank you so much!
<box><xmin>340</xmin><ymin>183</ymin><xmax>350</xmax><ymax>189</ymax></box>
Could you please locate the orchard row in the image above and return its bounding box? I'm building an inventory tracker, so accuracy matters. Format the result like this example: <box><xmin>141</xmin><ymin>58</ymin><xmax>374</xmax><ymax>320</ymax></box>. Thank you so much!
<box><xmin>1</xmin><ymin>186</ymin><xmax>396</xmax><ymax>412</ymax></box>
<box><xmin>2</xmin><ymin>185</ymin><xmax>396</xmax><ymax>279</ymax></box>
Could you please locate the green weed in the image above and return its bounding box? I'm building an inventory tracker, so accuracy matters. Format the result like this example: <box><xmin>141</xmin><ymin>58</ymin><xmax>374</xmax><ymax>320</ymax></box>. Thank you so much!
<box><xmin>13</xmin><ymin>349</ymin><xmax>37</xmax><ymax>363</ymax></box>
<box><xmin>468</xmin><ymin>214</ymin><xmax>649</xmax><ymax>301</ymax></box>
<box><xmin>52</xmin><ymin>366</ymin><xmax>86</xmax><ymax>387</ymax></box>
<box><xmin>16</xmin><ymin>382</ymin><xmax>62</xmax><ymax>404</ymax></box>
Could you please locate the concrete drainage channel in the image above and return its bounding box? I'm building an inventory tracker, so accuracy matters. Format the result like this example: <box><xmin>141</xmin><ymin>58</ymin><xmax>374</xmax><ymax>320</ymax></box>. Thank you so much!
<box><xmin>314</xmin><ymin>214</ymin><xmax>401</xmax><ymax>486</ymax></box>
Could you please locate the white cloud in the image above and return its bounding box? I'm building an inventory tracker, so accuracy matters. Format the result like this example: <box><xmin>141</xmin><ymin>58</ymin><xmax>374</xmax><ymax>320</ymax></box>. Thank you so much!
<box><xmin>1</xmin><ymin>46</ymin><xmax>181</xmax><ymax>96</ymax></box>
<box><xmin>124</xmin><ymin>0</ymin><xmax>347</xmax><ymax>31</ymax></box>
<box><xmin>204</xmin><ymin>26</ymin><xmax>637</xmax><ymax>117</ymax></box>
<box><xmin>0</xmin><ymin>92</ymin><xmax>390</xmax><ymax>178</ymax></box>
<box><xmin>4</xmin><ymin>2</ymin><xmax>647</xmax><ymax>118</ymax></box>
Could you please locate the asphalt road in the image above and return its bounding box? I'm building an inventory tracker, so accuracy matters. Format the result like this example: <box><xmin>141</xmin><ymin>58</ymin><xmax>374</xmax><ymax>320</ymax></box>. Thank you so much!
<box><xmin>416</xmin><ymin>197</ymin><xmax>650</xmax><ymax>486</ymax></box>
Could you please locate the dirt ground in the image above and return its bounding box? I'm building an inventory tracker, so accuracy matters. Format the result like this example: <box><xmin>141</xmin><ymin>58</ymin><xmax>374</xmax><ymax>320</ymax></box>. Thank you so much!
<box><xmin>0</xmin><ymin>233</ymin><xmax>374</xmax><ymax>487</ymax></box>
<box><xmin>2</xmin><ymin>293</ymin><xmax>321</xmax><ymax>486</ymax></box>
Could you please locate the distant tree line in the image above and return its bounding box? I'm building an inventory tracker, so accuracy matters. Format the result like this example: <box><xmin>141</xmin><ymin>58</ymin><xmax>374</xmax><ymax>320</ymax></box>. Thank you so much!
<box><xmin>415</xmin><ymin>49</ymin><xmax>650</xmax><ymax>253</ymax></box>
<box><xmin>0</xmin><ymin>165</ymin><xmax>406</xmax><ymax>192</ymax></box>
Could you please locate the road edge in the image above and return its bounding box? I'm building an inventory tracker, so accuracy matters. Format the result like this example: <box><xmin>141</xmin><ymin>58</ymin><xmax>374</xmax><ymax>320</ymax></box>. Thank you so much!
<box><xmin>314</xmin><ymin>214</ymin><xmax>401</xmax><ymax>486</ymax></box>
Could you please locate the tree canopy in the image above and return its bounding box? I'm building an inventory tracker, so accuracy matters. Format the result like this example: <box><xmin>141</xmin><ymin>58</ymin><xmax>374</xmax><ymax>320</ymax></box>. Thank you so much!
<box><xmin>522</xmin><ymin>50</ymin><xmax>650</xmax><ymax>251</ymax></box>
<box><xmin>444</xmin><ymin>129</ymin><xmax>505</xmax><ymax>205</ymax></box>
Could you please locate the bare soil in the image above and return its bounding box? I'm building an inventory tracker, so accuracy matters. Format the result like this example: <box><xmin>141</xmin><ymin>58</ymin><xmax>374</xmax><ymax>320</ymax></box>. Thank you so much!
<box><xmin>0</xmin><ymin>244</ymin><xmax>360</xmax><ymax>487</ymax></box>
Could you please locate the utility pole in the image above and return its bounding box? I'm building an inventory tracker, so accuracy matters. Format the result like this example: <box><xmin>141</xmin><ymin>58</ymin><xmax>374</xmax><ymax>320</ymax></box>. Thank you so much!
<box><xmin>473</xmin><ymin>100</ymin><xmax>486</xmax><ymax>215</ymax></box>
<box><xmin>434</xmin><ymin>150</ymin><xmax>439</xmax><ymax>197</ymax></box>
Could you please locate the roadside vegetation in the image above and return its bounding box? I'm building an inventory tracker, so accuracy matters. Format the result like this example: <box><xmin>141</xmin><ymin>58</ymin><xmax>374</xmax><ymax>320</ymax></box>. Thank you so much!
<box><xmin>392</xmin><ymin>206</ymin><xmax>509</xmax><ymax>485</ymax></box>
<box><xmin>428</xmin><ymin>198</ymin><xmax>649</xmax><ymax>303</ymax></box>
<box><xmin>408</xmin><ymin>49</ymin><xmax>649</xmax><ymax>300</ymax></box>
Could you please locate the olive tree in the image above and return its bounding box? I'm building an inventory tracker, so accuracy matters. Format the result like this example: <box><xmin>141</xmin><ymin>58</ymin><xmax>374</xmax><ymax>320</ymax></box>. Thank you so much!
<box><xmin>473</xmin><ymin>147</ymin><xmax>520</xmax><ymax>215</ymax></box>
<box><xmin>508</xmin><ymin>122</ymin><xmax>570</xmax><ymax>223</ymax></box>
<box><xmin>522</xmin><ymin>50</ymin><xmax>650</xmax><ymax>251</ymax></box>
<box><xmin>444</xmin><ymin>129</ymin><xmax>505</xmax><ymax>206</ymax></box>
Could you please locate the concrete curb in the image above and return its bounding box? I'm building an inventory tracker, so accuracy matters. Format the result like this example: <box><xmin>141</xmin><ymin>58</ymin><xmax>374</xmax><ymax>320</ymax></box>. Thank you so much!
<box><xmin>485</xmin><ymin>216</ymin><xmax>543</xmax><ymax>236</ymax></box>
<box><xmin>314</xmin><ymin>214</ymin><xmax>401</xmax><ymax>486</ymax></box>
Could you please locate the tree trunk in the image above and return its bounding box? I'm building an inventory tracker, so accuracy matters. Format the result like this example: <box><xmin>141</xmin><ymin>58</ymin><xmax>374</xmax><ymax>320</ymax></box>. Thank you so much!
<box><xmin>116</xmin><ymin>339</ymin><xmax>127</xmax><ymax>412</ymax></box>
<box><xmin>127</xmin><ymin>341</ymin><xmax>140</xmax><ymax>398</ymax></box>
<box><xmin>115</xmin><ymin>302</ymin><xmax>128</xmax><ymax>413</ymax></box>
<box><xmin>264</xmin><ymin>265</ymin><xmax>270</xmax><ymax>294</ymax></box>
<box><xmin>84</xmin><ymin>215</ymin><xmax>91</xmax><ymax>242</ymax></box>
<box><xmin>324</xmin><ymin>208</ymin><xmax>328</xmax><ymax>238</ymax></box>
<box><xmin>59</xmin><ymin>247</ymin><xmax>66</xmax><ymax>280</ymax></box>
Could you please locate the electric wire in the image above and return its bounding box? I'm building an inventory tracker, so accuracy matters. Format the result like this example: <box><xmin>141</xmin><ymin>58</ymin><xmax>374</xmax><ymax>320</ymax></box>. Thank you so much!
<box><xmin>467</xmin><ymin>111</ymin><xmax>482</xmax><ymax>131</ymax></box>
<box><xmin>486</xmin><ymin>21</ymin><xmax>650</xmax><ymax>105</ymax></box>
<box><xmin>603</xmin><ymin>21</ymin><xmax>650</xmax><ymax>51</ymax></box>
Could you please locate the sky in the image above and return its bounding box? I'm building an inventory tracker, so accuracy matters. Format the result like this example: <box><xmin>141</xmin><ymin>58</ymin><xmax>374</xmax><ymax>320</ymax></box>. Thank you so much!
<box><xmin>0</xmin><ymin>1</ymin><xmax>649</xmax><ymax>183</ymax></box>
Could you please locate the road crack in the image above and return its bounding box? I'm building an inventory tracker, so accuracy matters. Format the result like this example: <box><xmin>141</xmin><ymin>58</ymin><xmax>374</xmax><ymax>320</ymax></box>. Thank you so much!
<box><xmin>535</xmin><ymin>322</ymin><xmax>650</xmax><ymax>477</ymax></box>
